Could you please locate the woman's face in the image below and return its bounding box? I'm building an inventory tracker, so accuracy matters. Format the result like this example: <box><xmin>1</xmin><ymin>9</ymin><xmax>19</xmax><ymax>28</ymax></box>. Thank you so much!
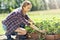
<box><xmin>23</xmin><ymin>5</ymin><xmax>32</xmax><ymax>12</ymax></box>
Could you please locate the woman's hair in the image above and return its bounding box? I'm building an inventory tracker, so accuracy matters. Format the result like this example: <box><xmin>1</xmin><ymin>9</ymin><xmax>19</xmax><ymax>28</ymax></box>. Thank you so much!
<box><xmin>21</xmin><ymin>1</ymin><xmax>32</xmax><ymax>8</ymax></box>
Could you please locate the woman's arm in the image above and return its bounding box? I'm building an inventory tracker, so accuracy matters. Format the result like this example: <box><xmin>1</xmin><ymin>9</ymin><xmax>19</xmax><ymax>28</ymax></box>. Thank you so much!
<box><xmin>25</xmin><ymin>15</ymin><xmax>46</xmax><ymax>33</ymax></box>
<box><xmin>25</xmin><ymin>15</ymin><xmax>34</xmax><ymax>24</ymax></box>
<box><xmin>29</xmin><ymin>22</ymin><xmax>46</xmax><ymax>33</ymax></box>
<box><xmin>28</xmin><ymin>19</ymin><xmax>34</xmax><ymax>23</ymax></box>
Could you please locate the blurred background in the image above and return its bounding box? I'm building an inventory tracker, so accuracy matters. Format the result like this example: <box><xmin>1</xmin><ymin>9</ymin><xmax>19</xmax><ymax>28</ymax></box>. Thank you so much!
<box><xmin>0</xmin><ymin>0</ymin><xmax>60</xmax><ymax>37</ymax></box>
<box><xmin>0</xmin><ymin>0</ymin><xmax>60</xmax><ymax>12</ymax></box>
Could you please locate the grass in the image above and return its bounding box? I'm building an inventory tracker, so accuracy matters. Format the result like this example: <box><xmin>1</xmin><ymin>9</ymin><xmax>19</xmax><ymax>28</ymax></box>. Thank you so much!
<box><xmin>0</xmin><ymin>9</ymin><xmax>60</xmax><ymax>35</ymax></box>
<box><xmin>0</xmin><ymin>13</ymin><xmax>8</xmax><ymax>35</ymax></box>
<box><xmin>28</xmin><ymin>9</ymin><xmax>60</xmax><ymax>23</ymax></box>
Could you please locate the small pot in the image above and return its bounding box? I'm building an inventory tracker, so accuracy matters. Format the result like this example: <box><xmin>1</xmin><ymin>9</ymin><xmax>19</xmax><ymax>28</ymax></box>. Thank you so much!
<box><xmin>45</xmin><ymin>35</ymin><xmax>55</xmax><ymax>40</ymax></box>
<box><xmin>57</xmin><ymin>34</ymin><xmax>60</xmax><ymax>39</ymax></box>
<box><xmin>45</xmin><ymin>35</ymin><xmax>59</xmax><ymax>40</ymax></box>
<box><xmin>27</xmin><ymin>32</ymin><xmax>39</xmax><ymax>40</ymax></box>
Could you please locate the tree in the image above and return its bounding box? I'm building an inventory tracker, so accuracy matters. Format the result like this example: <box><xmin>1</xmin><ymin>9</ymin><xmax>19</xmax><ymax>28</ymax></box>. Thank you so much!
<box><xmin>0</xmin><ymin>0</ymin><xmax>24</xmax><ymax>12</ymax></box>
<box><xmin>54</xmin><ymin>0</ymin><xmax>59</xmax><ymax>9</ymax></box>
<box><xmin>44</xmin><ymin>0</ymin><xmax>50</xmax><ymax>10</ymax></box>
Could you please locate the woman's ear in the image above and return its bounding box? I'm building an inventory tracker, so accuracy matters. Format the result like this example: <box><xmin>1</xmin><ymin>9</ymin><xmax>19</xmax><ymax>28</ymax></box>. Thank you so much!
<box><xmin>22</xmin><ymin>7</ymin><xmax>24</xmax><ymax>10</ymax></box>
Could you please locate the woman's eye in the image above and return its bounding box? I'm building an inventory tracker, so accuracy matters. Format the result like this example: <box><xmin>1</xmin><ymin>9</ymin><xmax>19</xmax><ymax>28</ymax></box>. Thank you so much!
<box><xmin>28</xmin><ymin>7</ymin><xmax>30</xmax><ymax>9</ymax></box>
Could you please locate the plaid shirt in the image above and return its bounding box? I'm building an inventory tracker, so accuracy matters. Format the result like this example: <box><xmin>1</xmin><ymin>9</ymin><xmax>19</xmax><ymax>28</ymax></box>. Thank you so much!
<box><xmin>2</xmin><ymin>8</ymin><xmax>30</xmax><ymax>35</ymax></box>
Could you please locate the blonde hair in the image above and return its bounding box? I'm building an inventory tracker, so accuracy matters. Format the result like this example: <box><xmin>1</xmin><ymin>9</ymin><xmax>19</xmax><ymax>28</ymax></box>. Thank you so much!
<box><xmin>21</xmin><ymin>1</ymin><xmax>32</xmax><ymax>8</ymax></box>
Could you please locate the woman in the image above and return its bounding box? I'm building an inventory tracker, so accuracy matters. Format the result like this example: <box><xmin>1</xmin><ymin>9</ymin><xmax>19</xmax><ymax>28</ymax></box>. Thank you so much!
<box><xmin>2</xmin><ymin>1</ymin><xmax>46</xmax><ymax>40</ymax></box>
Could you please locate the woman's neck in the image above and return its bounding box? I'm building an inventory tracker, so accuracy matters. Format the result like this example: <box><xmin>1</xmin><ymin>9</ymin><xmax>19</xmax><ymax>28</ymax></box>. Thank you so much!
<box><xmin>22</xmin><ymin>9</ymin><xmax>26</xmax><ymax>15</ymax></box>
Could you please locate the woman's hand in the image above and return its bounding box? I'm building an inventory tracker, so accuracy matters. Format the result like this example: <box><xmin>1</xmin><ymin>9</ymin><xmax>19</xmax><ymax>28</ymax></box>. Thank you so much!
<box><xmin>29</xmin><ymin>22</ymin><xmax>33</xmax><ymax>25</ymax></box>
<box><xmin>28</xmin><ymin>19</ymin><xmax>34</xmax><ymax>24</ymax></box>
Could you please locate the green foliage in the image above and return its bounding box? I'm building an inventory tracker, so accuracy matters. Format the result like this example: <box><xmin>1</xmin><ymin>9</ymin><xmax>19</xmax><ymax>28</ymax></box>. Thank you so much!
<box><xmin>35</xmin><ymin>17</ymin><xmax>60</xmax><ymax>35</ymax></box>
<box><xmin>29</xmin><ymin>0</ymin><xmax>46</xmax><ymax>11</ymax></box>
<box><xmin>25</xmin><ymin>17</ymin><xmax>60</xmax><ymax>35</ymax></box>
<box><xmin>0</xmin><ymin>0</ymin><xmax>24</xmax><ymax>12</ymax></box>
<box><xmin>25</xmin><ymin>26</ymin><xmax>35</xmax><ymax>33</ymax></box>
